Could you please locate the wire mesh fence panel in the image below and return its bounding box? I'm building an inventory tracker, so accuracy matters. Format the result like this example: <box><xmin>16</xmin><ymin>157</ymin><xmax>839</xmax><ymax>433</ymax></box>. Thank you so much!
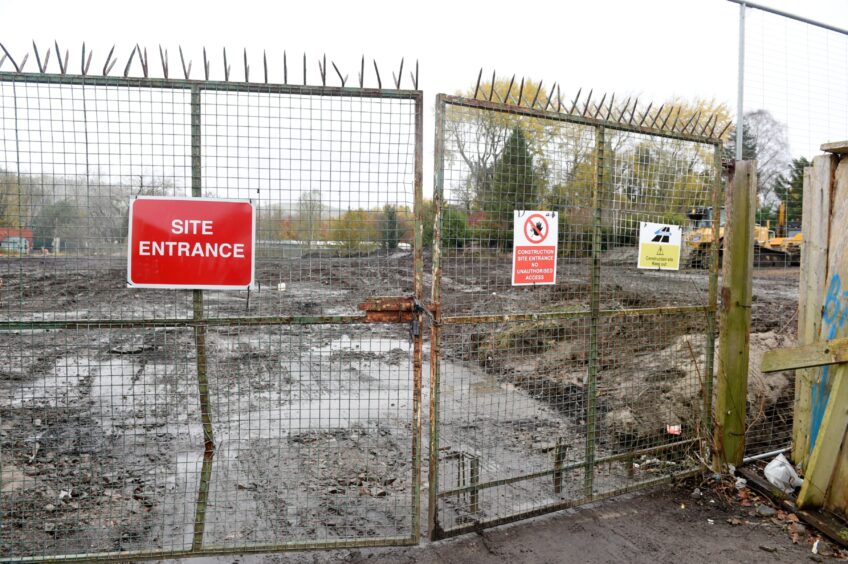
<box><xmin>0</xmin><ymin>53</ymin><xmax>423</xmax><ymax>561</ymax></box>
<box><xmin>428</xmin><ymin>92</ymin><xmax>722</xmax><ymax>538</ymax></box>
<box><xmin>737</xmin><ymin>4</ymin><xmax>848</xmax><ymax>458</ymax></box>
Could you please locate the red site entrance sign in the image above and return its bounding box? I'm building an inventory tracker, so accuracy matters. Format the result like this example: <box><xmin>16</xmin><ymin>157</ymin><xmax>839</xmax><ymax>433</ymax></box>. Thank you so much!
<box><xmin>512</xmin><ymin>210</ymin><xmax>558</xmax><ymax>286</ymax></box>
<box><xmin>127</xmin><ymin>197</ymin><xmax>256</xmax><ymax>290</ymax></box>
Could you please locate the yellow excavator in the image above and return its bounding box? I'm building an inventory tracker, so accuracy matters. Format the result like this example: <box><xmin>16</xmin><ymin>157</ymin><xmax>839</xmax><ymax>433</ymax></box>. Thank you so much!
<box><xmin>685</xmin><ymin>202</ymin><xmax>801</xmax><ymax>268</ymax></box>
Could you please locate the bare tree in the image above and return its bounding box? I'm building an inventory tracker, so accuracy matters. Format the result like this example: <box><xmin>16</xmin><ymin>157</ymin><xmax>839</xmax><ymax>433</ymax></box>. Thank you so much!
<box><xmin>298</xmin><ymin>189</ymin><xmax>324</xmax><ymax>250</ymax></box>
<box><xmin>726</xmin><ymin>109</ymin><xmax>790</xmax><ymax>204</ymax></box>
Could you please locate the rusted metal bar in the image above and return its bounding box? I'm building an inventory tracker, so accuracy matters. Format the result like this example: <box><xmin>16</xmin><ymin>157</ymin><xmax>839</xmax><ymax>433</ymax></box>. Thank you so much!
<box><xmin>358</xmin><ymin>296</ymin><xmax>416</xmax><ymax>323</ymax></box>
<box><xmin>428</xmin><ymin>93</ymin><xmax>446</xmax><ymax>541</ymax></box>
<box><xmin>410</xmin><ymin>89</ymin><xmax>425</xmax><ymax>543</ymax></box>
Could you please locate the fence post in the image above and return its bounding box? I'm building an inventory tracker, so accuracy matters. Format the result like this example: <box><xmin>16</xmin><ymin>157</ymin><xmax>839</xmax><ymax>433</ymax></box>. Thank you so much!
<box><xmin>703</xmin><ymin>144</ymin><xmax>723</xmax><ymax>462</ymax></box>
<box><xmin>190</xmin><ymin>84</ymin><xmax>215</xmax><ymax>552</ymax></box>
<box><xmin>469</xmin><ymin>456</ymin><xmax>480</xmax><ymax>513</ymax></box>
<box><xmin>715</xmin><ymin>160</ymin><xmax>756</xmax><ymax>469</ymax></box>
<box><xmin>554</xmin><ymin>439</ymin><xmax>567</xmax><ymax>493</ymax></box>
<box><xmin>428</xmin><ymin>93</ymin><xmax>446</xmax><ymax>540</ymax></box>
<box><xmin>584</xmin><ymin>125</ymin><xmax>605</xmax><ymax>497</ymax></box>
<box><xmin>410</xmin><ymin>90</ymin><xmax>424</xmax><ymax>543</ymax></box>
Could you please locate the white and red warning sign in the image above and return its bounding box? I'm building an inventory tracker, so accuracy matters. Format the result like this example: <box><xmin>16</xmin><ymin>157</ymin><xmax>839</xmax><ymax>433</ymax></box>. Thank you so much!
<box><xmin>512</xmin><ymin>210</ymin><xmax>558</xmax><ymax>286</ymax></box>
<box><xmin>127</xmin><ymin>197</ymin><xmax>256</xmax><ymax>290</ymax></box>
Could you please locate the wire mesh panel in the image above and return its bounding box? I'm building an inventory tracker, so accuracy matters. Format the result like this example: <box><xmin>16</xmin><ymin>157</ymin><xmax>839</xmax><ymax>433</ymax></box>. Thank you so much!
<box><xmin>428</xmin><ymin>92</ymin><xmax>723</xmax><ymax>538</ymax></box>
<box><xmin>0</xmin><ymin>55</ymin><xmax>423</xmax><ymax>561</ymax></box>
<box><xmin>736</xmin><ymin>3</ymin><xmax>846</xmax><ymax>459</ymax></box>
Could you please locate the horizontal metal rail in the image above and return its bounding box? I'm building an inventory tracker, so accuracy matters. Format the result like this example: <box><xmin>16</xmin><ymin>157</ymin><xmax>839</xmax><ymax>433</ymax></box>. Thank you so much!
<box><xmin>2</xmin><ymin>535</ymin><xmax>416</xmax><ymax>564</ymax></box>
<box><xmin>442</xmin><ymin>95</ymin><xmax>723</xmax><ymax>145</ymax></box>
<box><xmin>437</xmin><ymin>438</ymin><xmax>699</xmax><ymax>498</ymax></box>
<box><xmin>0</xmin><ymin>72</ymin><xmax>421</xmax><ymax>99</ymax></box>
<box><xmin>0</xmin><ymin>314</ymin><xmax>368</xmax><ymax>331</ymax></box>
<box><xmin>435</xmin><ymin>467</ymin><xmax>702</xmax><ymax>540</ymax></box>
<box><xmin>441</xmin><ymin>305</ymin><xmax>713</xmax><ymax>325</ymax></box>
<box><xmin>727</xmin><ymin>0</ymin><xmax>848</xmax><ymax>37</ymax></box>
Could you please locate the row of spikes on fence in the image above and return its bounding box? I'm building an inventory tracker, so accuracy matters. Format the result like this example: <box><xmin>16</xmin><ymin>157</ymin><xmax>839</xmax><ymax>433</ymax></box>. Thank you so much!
<box><xmin>0</xmin><ymin>42</ymin><xmax>730</xmax><ymax>140</ymax></box>
<box><xmin>0</xmin><ymin>41</ymin><xmax>419</xmax><ymax>90</ymax></box>
<box><xmin>472</xmin><ymin>69</ymin><xmax>732</xmax><ymax>140</ymax></box>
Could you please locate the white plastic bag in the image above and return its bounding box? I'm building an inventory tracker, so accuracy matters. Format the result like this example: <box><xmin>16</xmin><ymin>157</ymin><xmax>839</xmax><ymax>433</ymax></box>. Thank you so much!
<box><xmin>764</xmin><ymin>453</ymin><xmax>803</xmax><ymax>494</ymax></box>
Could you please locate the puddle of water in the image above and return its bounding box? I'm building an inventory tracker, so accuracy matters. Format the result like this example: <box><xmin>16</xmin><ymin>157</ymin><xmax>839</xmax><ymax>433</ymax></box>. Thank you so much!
<box><xmin>315</xmin><ymin>335</ymin><xmax>412</xmax><ymax>354</ymax></box>
<box><xmin>8</xmin><ymin>356</ymin><xmax>87</xmax><ymax>407</ymax></box>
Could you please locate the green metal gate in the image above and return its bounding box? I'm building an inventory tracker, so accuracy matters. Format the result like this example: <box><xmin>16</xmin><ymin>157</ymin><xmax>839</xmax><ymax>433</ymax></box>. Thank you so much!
<box><xmin>0</xmin><ymin>46</ymin><xmax>423</xmax><ymax>561</ymax></box>
<box><xmin>428</xmin><ymin>87</ymin><xmax>725</xmax><ymax>538</ymax></box>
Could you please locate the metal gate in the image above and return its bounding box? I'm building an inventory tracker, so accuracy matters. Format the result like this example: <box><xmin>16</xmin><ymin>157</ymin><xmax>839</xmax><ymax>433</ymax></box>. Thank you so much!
<box><xmin>0</xmin><ymin>47</ymin><xmax>423</xmax><ymax>561</ymax></box>
<box><xmin>427</xmin><ymin>89</ymin><xmax>724</xmax><ymax>538</ymax></box>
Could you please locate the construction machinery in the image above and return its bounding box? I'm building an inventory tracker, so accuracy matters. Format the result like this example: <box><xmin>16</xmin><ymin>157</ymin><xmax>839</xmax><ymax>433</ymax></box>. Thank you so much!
<box><xmin>684</xmin><ymin>203</ymin><xmax>801</xmax><ymax>268</ymax></box>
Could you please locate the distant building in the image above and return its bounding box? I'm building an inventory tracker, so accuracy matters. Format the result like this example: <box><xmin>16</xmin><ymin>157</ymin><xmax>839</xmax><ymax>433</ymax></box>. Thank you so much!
<box><xmin>0</xmin><ymin>228</ymin><xmax>33</xmax><ymax>253</ymax></box>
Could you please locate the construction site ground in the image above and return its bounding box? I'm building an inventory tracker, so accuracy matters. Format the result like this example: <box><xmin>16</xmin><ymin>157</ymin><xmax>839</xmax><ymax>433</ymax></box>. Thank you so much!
<box><xmin>0</xmin><ymin>254</ymin><xmax>806</xmax><ymax>561</ymax></box>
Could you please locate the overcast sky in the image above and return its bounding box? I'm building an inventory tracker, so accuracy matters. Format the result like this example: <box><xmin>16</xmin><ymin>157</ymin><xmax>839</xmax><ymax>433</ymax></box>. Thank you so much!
<box><xmin>1</xmin><ymin>0</ymin><xmax>846</xmax><ymax>196</ymax></box>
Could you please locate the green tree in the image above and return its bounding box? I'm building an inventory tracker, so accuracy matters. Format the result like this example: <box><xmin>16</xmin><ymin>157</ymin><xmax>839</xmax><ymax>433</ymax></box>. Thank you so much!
<box><xmin>31</xmin><ymin>200</ymin><xmax>86</xmax><ymax>252</ymax></box>
<box><xmin>332</xmin><ymin>209</ymin><xmax>376</xmax><ymax>252</ymax></box>
<box><xmin>0</xmin><ymin>173</ymin><xmax>24</xmax><ymax>228</ymax></box>
<box><xmin>442</xmin><ymin>206</ymin><xmax>469</xmax><ymax>248</ymax></box>
<box><xmin>773</xmin><ymin>156</ymin><xmax>809</xmax><ymax>225</ymax></box>
<box><xmin>449</xmin><ymin>78</ymin><xmax>554</xmax><ymax>211</ymax></box>
<box><xmin>381</xmin><ymin>204</ymin><xmax>400</xmax><ymax>251</ymax></box>
<box><xmin>484</xmin><ymin>128</ymin><xmax>541</xmax><ymax>249</ymax></box>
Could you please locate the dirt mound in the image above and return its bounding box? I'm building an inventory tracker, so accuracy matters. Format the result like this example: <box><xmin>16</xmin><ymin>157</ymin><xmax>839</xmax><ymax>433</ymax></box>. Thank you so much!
<box><xmin>603</xmin><ymin>331</ymin><xmax>796</xmax><ymax>448</ymax></box>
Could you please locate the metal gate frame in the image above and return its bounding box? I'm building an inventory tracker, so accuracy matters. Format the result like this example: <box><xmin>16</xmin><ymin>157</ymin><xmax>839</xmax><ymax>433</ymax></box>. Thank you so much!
<box><xmin>0</xmin><ymin>60</ymin><xmax>424</xmax><ymax>561</ymax></box>
<box><xmin>427</xmin><ymin>92</ymin><xmax>725</xmax><ymax>539</ymax></box>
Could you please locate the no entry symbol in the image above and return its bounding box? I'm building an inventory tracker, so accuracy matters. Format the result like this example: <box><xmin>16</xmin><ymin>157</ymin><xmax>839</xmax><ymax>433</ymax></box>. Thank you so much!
<box><xmin>524</xmin><ymin>214</ymin><xmax>549</xmax><ymax>244</ymax></box>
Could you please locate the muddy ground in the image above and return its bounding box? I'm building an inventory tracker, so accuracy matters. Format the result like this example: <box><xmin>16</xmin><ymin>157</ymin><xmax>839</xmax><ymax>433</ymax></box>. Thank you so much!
<box><xmin>0</xmin><ymin>251</ymin><xmax>800</xmax><ymax>558</ymax></box>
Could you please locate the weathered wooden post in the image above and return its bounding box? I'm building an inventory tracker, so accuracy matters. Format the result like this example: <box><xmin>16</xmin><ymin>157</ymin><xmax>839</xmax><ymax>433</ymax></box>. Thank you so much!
<box><xmin>715</xmin><ymin>160</ymin><xmax>756</xmax><ymax>469</ymax></box>
<box><xmin>792</xmin><ymin>153</ymin><xmax>834</xmax><ymax>469</ymax></box>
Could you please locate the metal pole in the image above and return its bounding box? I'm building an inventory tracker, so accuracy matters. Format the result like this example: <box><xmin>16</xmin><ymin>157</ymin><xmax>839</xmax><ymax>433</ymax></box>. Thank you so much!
<box><xmin>428</xmin><ymin>93</ymin><xmax>446</xmax><ymax>540</ymax></box>
<box><xmin>190</xmin><ymin>85</ymin><xmax>215</xmax><ymax>552</ymax></box>
<box><xmin>704</xmin><ymin>144</ymin><xmax>723</xmax><ymax>464</ymax></box>
<box><xmin>584</xmin><ymin>125</ymin><xmax>605</xmax><ymax>498</ymax></box>
<box><xmin>411</xmin><ymin>90</ymin><xmax>424</xmax><ymax>544</ymax></box>
<box><xmin>727</xmin><ymin>0</ymin><xmax>848</xmax><ymax>37</ymax></box>
<box><xmin>736</xmin><ymin>1</ymin><xmax>746</xmax><ymax>161</ymax></box>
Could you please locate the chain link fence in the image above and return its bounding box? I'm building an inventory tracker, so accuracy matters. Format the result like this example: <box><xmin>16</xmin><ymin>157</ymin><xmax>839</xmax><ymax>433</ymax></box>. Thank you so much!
<box><xmin>0</xmin><ymin>50</ymin><xmax>424</xmax><ymax>561</ymax></box>
<box><xmin>428</xmin><ymin>90</ymin><xmax>723</xmax><ymax>538</ymax></box>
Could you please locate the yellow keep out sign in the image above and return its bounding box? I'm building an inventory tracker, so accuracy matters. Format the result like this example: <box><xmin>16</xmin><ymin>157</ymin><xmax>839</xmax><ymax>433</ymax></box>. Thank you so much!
<box><xmin>637</xmin><ymin>222</ymin><xmax>682</xmax><ymax>271</ymax></box>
